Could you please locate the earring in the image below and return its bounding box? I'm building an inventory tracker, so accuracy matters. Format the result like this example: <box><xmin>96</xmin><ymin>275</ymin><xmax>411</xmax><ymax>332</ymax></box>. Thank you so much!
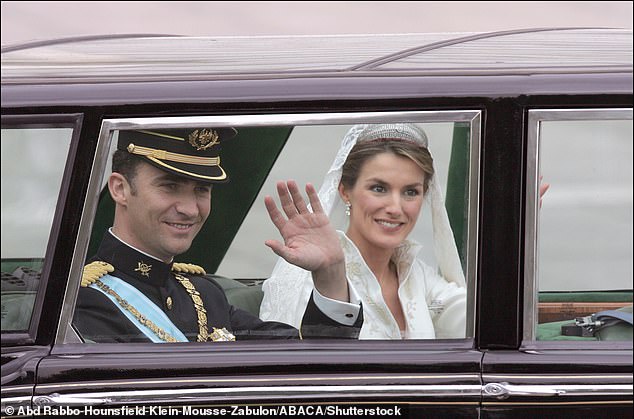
<box><xmin>345</xmin><ymin>202</ymin><xmax>351</xmax><ymax>217</ymax></box>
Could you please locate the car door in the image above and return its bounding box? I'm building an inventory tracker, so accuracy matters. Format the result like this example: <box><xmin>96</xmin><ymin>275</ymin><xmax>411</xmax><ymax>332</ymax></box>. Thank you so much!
<box><xmin>480</xmin><ymin>108</ymin><xmax>633</xmax><ymax>418</ymax></box>
<box><xmin>28</xmin><ymin>110</ymin><xmax>483</xmax><ymax>418</ymax></box>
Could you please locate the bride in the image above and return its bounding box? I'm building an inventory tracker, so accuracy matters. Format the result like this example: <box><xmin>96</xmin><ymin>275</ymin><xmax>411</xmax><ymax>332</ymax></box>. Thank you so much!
<box><xmin>259</xmin><ymin>123</ymin><xmax>467</xmax><ymax>339</ymax></box>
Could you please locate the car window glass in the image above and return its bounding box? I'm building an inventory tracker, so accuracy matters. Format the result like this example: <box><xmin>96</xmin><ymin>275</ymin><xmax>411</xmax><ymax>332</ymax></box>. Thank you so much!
<box><xmin>1</xmin><ymin>127</ymin><xmax>73</xmax><ymax>332</ymax></box>
<box><xmin>219</xmin><ymin>122</ymin><xmax>475</xmax><ymax>339</ymax></box>
<box><xmin>536</xmin><ymin>118</ymin><xmax>633</xmax><ymax>341</ymax></box>
<box><xmin>72</xmin><ymin>115</ymin><xmax>477</xmax><ymax>343</ymax></box>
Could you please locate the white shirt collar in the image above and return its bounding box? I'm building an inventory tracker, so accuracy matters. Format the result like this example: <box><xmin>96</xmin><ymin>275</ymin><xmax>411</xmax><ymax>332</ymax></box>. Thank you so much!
<box><xmin>108</xmin><ymin>227</ymin><xmax>174</xmax><ymax>263</ymax></box>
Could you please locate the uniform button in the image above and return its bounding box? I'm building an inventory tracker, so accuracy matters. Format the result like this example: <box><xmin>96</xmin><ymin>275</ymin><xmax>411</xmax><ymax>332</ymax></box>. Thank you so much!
<box><xmin>166</xmin><ymin>296</ymin><xmax>173</xmax><ymax>310</ymax></box>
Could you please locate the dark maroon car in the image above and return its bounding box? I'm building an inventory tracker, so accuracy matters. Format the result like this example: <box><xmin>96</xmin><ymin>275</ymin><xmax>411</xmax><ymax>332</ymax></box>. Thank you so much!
<box><xmin>2</xmin><ymin>28</ymin><xmax>632</xmax><ymax>418</ymax></box>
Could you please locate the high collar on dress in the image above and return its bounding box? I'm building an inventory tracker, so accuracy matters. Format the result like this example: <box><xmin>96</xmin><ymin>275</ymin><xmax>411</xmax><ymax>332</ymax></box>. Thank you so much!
<box><xmin>337</xmin><ymin>230</ymin><xmax>422</xmax><ymax>272</ymax></box>
<box><xmin>96</xmin><ymin>230</ymin><xmax>173</xmax><ymax>285</ymax></box>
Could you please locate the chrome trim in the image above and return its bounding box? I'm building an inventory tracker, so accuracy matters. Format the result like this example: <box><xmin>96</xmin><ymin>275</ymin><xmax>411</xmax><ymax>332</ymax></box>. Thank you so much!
<box><xmin>523</xmin><ymin>111</ymin><xmax>541</xmax><ymax>342</ymax></box>
<box><xmin>484</xmin><ymin>373</ymin><xmax>633</xmax><ymax>382</ymax></box>
<box><xmin>466</xmin><ymin>112</ymin><xmax>481</xmax><ymax>338</ymax></box>
<box><xmin>483</xmin><ymin>382</ymin><xmax>633</xmax><ymax>399</ymax></box>
<box><xmin>35</xmin><ymin>373</ymin><xmax>481</xmax><ymax>390</ymax></box>
<box><xmin>99</xmin><ymin>111</ymin><xmax>482</xmax><ymax>128</ymax></box>
<box><xmin>483</xmin><ymin>400</ymin><xmax>633</xmax><ymax>406</ymax></box>
<box><xmin>57</xmin><ymin>110</ymin><xmax>482</xmax><ymax>344</ymax></box>
<box><xmin>522</xmin><ymin>108</ymin><xmax>633</xmax><ymax>342</ymax></box>
<box><xmin>55</xmin><ymin>123</ymin><xmax>116</xmax><ymax>343</ymax></box>
<box><xmin>35</xmin><ymin>384</ymin><xmax>482</xmax><ymax>405</ymax></box>
<box><xmin>31</xmin><ymin>381</ymin><xmax>634</xmax><ymax>407</ymax></box>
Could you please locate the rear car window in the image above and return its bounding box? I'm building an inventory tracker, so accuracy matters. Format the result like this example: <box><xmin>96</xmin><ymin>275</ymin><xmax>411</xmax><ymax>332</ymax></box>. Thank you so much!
<box><xmin>528</xmin><ymin>111</ymin><xmax>633</xmax><ymax>341</ymax></box>
<box><xmin>1</xmin><ymin>127</ymin><xmax>73</xmax><ymax>332</ymax></box>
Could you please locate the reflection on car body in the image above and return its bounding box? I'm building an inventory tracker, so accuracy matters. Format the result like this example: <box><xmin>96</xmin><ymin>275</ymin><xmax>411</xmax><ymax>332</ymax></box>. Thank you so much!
<box><xmin>1</xmin><ymin>28</ymin><xmax>632</xmax><ymax>418</ymax></box>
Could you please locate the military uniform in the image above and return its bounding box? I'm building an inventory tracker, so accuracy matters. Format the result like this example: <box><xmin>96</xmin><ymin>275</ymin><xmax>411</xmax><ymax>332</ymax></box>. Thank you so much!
<box><xmin>74</xmin><ymin>230</ymin><xmax>360</xmax><ymax>342</ymax></box>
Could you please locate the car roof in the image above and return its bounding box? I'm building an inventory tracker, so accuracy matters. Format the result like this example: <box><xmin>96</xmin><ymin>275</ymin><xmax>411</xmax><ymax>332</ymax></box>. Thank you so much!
<box><xmin>2</xmin><ymin>28</ymin><xmax>631</xmax><ymax>107</ymax></box>
<box><xmin>2</xmin><ymin>28</ymin><xmax>632</xmax><ymax>84</ymax></box>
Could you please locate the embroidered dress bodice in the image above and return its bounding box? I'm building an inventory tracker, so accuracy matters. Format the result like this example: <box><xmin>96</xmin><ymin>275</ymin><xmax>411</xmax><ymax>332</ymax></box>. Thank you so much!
<box><xmin>261</xmin><ymin>231</ymin><xmax>466</xmax><ymax>339</ymax></box>
<box><xmin>340</xmin><ymin>232</ymin><xmax>465</xmax><ymax>339</ymax></box>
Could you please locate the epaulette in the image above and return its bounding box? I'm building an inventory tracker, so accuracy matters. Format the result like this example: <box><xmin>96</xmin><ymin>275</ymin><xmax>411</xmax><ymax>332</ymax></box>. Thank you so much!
<box><xmin>172</xmin><ymin>263</ymin><xmax>206</xmax><ymax>275</ymax></box>
<box><xmin>81</xmin><ymin>261</ymin><xmax>115</xmax><ymax>287</ymax></box>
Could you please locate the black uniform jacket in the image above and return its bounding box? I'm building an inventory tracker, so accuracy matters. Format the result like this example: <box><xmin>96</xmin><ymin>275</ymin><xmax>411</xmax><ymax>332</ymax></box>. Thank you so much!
<box><xmin>74</xmin><ymin>231</ymin><xmax>362</xmax><ymax>343</ymax></box>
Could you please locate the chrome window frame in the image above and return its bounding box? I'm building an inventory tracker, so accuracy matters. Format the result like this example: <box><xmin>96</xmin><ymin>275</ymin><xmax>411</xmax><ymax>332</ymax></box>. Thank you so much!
<box><xmin>56</xmin><ymin>110</ymin><xmax>481</xmax><ymax>343</ymax></box>
<box><xmin>523</xmin><ymin>108</ymin><xmax>633</xmax><ymax>342</ymax></box>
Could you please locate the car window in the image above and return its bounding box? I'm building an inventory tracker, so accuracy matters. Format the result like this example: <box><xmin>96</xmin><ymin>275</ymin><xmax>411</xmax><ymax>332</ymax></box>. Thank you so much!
<box><xmin>221</xmin><ymin>122</ymin><xmax>477</xmax><ymax>339</ymax></box>
<box><xmin>1</xmin><ymin>127</ymin><xmax>73</xmax><ymax>332</ymax></box>
<box><xmin>525</xmin><ymin>110</ymin><xmax>633</xmax><ymax>342</ymax></box>
<box><xmin>68</xmin><ymin>111</ymin><xmax>479</xmax><ymax>343</ymax></box>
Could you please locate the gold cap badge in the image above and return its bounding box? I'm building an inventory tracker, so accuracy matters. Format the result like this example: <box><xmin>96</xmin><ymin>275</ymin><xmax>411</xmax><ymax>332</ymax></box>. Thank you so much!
<box><xmin>188</xmin><ymin>129</ymin><xmax>219</xmax><ymax>151</ymax></box>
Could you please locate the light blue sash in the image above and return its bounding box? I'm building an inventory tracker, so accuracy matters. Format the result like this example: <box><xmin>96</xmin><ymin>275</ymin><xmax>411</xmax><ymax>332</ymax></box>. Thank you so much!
<box><xmin>90</xmin><ymin>274</ymin><xmax>188</xmax><ymax>342</ymax></box>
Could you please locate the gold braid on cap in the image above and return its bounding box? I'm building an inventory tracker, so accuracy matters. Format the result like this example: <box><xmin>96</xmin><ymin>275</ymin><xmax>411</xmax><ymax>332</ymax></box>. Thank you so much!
<box><xmin>126</xmin><ymin>143</ymin><xmax>227</xmax><ymax>181</ymax></box>
<box><xmin>126</xmin><ymin>144</ymin><xmax>220</xmax><ymax>166</ymax></box>
<box><xmin>81</xmin><ymin>261</ymin><xmax>115</xmax><ymax>287</ymax></box>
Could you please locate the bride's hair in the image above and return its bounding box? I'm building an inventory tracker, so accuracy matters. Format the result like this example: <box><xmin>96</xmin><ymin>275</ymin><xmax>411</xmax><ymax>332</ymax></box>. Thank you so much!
<box><xmin>340</xmin><ymin>140</ymin><xmax>434</xmax><ymax>194</ymax></box>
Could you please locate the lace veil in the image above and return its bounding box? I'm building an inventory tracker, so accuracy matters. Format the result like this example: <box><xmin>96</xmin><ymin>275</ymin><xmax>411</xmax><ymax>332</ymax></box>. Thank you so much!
<box><xmin>259</xmin><ymin>123</ymin><xmax>465</xmax><ymax>327</ymax></box>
